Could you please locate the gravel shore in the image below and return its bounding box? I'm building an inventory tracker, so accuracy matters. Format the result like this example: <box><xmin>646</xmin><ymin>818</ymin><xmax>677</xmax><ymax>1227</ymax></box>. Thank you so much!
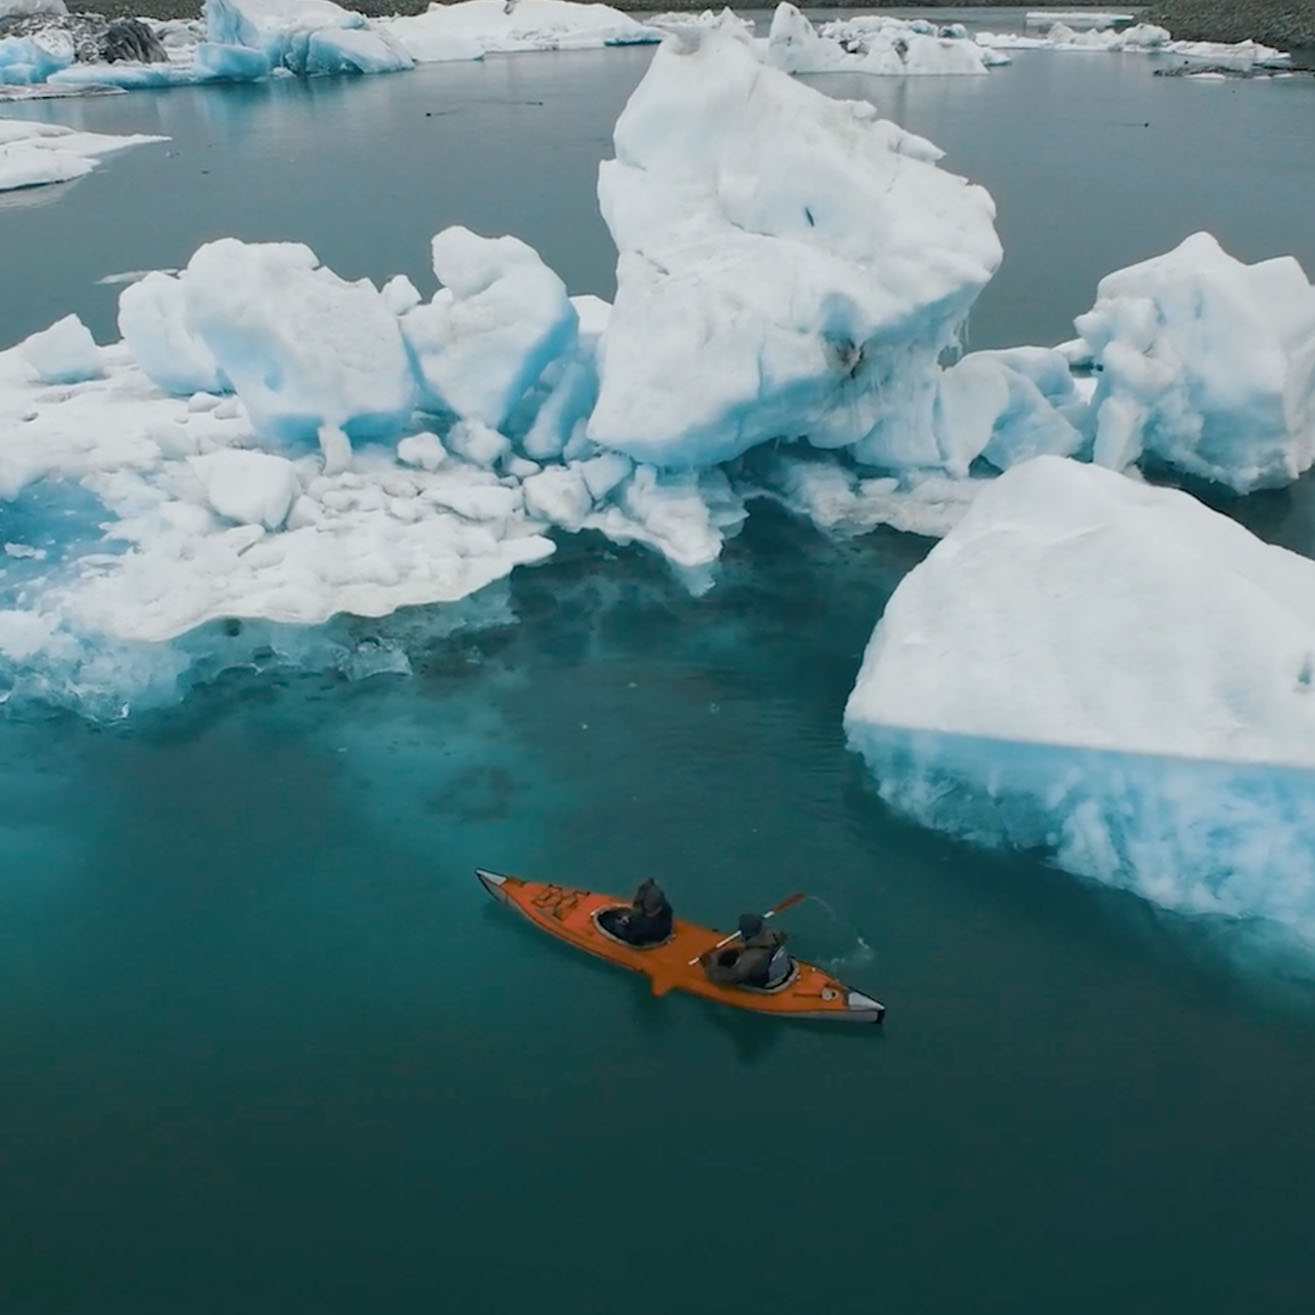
<box><xmin>1146</xmin><ymin>0</ymin><xmax>1315</xmax><ymax>54</ymax></box>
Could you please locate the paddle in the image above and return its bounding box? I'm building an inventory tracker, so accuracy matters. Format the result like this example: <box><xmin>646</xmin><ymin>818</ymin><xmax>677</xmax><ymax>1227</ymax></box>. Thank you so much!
<box><xmin>686</xmin><ymin>891</ymin><xmax>806</xmax><ymax>967</ymax></box>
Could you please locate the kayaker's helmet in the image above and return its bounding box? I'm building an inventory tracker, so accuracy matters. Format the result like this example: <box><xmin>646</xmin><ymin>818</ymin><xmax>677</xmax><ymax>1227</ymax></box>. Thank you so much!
<box><xmin>738</xmin><ymin>913</ymin><xmax>764</xmax><ymax>940</ymax></box>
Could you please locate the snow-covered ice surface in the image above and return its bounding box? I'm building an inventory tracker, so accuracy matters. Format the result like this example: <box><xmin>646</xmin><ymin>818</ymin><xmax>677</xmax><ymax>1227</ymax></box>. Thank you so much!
<box><xmin>1073</xmin><ymin>232</ymin><xmax>1315</xmax><ymax>494</ymax></box>
<box><xmin>379</xmin><ymin>0</ymin><xmax>657</xmax><ymax>63</ymax></box>
<box><xmin>845</xmin><ymin>456</ymin><xmax>1315</xmax><ymax>949</ymax></box>
<box><xmin>589</xmin><ymin>27</ymin><xmax>1002</xmax><ymax>470</ymax></box>
<box><xmin>0</xmin><ymin>117</ymin><xmax>164</xmax><ymax>191</ymax></box>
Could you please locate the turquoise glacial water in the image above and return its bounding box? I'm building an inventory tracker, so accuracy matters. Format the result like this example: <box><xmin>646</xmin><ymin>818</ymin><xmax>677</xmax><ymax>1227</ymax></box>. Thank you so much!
<box><xmin>4</xmin><ymin>30</ymin><xmax>1315</xmax><ymax>1314</ymax></box>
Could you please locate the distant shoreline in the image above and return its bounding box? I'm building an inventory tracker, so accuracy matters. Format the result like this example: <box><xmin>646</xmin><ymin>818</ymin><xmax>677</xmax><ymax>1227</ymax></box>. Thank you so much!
<box><xmin>64</xmin><ymin>0</ymin><xmax>1315</xmax><ymax>57</ymax></box>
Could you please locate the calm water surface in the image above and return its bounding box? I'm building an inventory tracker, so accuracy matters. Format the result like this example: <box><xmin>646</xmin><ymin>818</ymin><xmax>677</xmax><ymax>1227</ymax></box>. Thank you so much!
<box><xmin>4</xmin><ymin>28</ymin><xmax>1315</xmax><ymax>1315</ymax></box>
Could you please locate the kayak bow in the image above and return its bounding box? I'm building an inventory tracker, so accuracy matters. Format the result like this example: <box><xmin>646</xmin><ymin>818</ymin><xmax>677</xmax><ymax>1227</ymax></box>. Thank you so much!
<box><xmin>476</xmin><ymin>869</ymin><xmax>885</xmax><ymax>1024</ymax></box>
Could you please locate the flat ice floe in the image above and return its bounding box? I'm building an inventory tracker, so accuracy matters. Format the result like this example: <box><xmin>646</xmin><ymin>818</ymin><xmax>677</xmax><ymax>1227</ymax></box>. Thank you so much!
<box><xmin>845</xmin><ymin>456</ymin><xmax>1315</xmax><ymax>945</ymax></box>
<box><xmin>0</xmin><ymin>116</ymin><xmax>163</xmax><ymax>191</ymax></box>
<box><xmin>380</xmin><ymin>0</ymin><xmax>657</xmax><ymax>62</ymax></box>
<box><xmin>975</xmin><ymin>20</ymin><xmax>1291</xmax><ymax>71</ymax></box>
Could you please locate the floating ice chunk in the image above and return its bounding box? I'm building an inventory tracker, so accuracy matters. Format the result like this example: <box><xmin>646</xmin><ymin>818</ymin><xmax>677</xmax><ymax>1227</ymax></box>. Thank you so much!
<box><xmin>397</xmin><ymin>431</ymin><xmax>446</xmax><ymax>472</ymax></box>
<box><xmin>808</xmin><ymin>9</ymin><xmax>993</xmax><ymax>76</ymax></box>
<box><xmin>286</xmin><ymin>24</ymin><xmax>411</xmax><ymax>74</ymax></box>
<box><xmin>1025</xmin><ymin>10</ymin><xmax>1132</xmax><ymax>29</ymax></box>
<box><xmin>1073</xmin><ymin>232</ymin><xmax>1315</xmax><ymax>493</ymax></box>
<box><xmin>190</xmin><ymin>449</ymin><xmax>300</xmax><ymax>530</ymax></box>
<box><xmin>846</xmin><ymin>456</ymin><xmax>1315</xmax><ymax>765</ymax></box>
<box><xmin>205</xmin><ymin>0</ymin><xmax>359</xmax><ymax>52</ymax></box>
<box><xmin>118</xmin><ymin>272</ymin><xmax>229</xmax><ymax>397</ymax></box>
<box><xmin>401</xmin><ymin>226</ymin><xmax>578</xmax><ymax>429</ymax></box>
<box><xmin>4</xmin><ymin>541</ymin><xmax>45</xmax><ymax>560</ymax></box>
<box><xmin>444</xmin><ymin>418</ymin><xmax>511</xmax><ymax>469</ymax></box>
<box><xmin>845</xmin><ymin>456</ymin><xmax>1315</xmax><ymax>945</ymax></box>
<box><xmin>586</xmin><ymin>465</ymin><xmax>746</xmax><ymax>591</ymax></box>
<box><xmin>590</xmin><ymin>30</ymin><xmax>1001</xmax><ymax>470</ymax></box>
<box><xmin>182</xmin><ymin>238</ymin><xmax>415</xmax><ymax>446</ymax></box>
<box><xmin>522</xmin><ymin>463</ymin><xmax>593</xmax><ymax>530</ymax></box>
<box><xmin>0</xmin><ymin>30</ymin><xmax>73</xmax><ymax>84</ymax></box>
<box><xmin>378</xmin><ymin>0</ymin><xmax>657</xmax><ymax>61</ymax></box>
<box><xmin>19</xmin><ymin>314</ymin><xmax>103</xmax><ymax>384</ymax></box>
<box><xmin>936</xmin><ymin>346</ymin><xmax>1086</xmax><ymax>473</ymax></box>
<box><xmin>518</xmin><ymin>294</ymin><xmax>610</xmax><ymax>462</ymax></box>
<box><xmin>0</xmin><ymin>117</ymin><xmax>164</xmax><ymax>191</ymax></box>
<box><xmin>645</xmin><ymin>9</ymin><xmax>755</xmax><ymax>38</ymax></box>
<box><xmin>192</xmin><ymin>40</ymin><xmax>272</xmax><ymax>80</ymax></box>
<box><xmin>381</xmin><ymin>273</ymin><xmax>422</xmax><ymax>315</ymax></box>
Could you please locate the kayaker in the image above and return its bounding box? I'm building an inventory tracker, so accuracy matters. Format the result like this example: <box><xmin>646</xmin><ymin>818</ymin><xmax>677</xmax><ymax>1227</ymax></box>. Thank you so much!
<box><xmin>598</xmin><ymin>878</ymin><xmax>673</xmax><ymax>947</ymax></box>
<box><xmin>700</xmin><ymin>913</ymin><xmax>792</xmax><ymax>989</ymax></box>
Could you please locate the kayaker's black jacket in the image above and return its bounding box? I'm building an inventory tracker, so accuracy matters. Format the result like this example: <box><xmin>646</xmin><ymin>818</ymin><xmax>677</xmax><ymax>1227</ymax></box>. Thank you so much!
<box><xmin>617</xmin><ymin>901</ymin><xmax>673</xmax><ymax>946</ymax></box>
<box><xmin>600</xmin><ymin>883</ymin><xmax>673</xmax><ymax>947</ymax></box>
<box><xmin>701</xmin><ymin>927</ymin><xmax>790</xmax><ymax>988</ymax></box>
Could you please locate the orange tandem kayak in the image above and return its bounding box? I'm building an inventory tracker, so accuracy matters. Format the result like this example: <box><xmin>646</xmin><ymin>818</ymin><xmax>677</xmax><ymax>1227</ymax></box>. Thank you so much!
<box><xmin>476</xmin><ymin>869</ymin><xmax>885</xmax><ymax>1024</ymax></box>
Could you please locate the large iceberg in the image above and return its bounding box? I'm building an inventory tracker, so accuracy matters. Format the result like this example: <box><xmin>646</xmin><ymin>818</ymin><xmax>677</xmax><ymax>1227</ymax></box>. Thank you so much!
<box><xmin>380</xmin><ymin>0</ymin><xmax>657</xmax><ymax>62</ymax></box>
<box><xmin>845</xmin><ymin>456</ymin><xmax>1315</xmax><ymax>945</ymax></box>
<box><xmin>588</xmin><ymin>28</ymin><xmax>1002</xmax><ymax>470</ymax></box>
<box><xmin>1072</xmin><ymin>232</ymin><xmax>1315</xmax><ymax>493</ymax></box>
<box><xmin>203</xmin><ymin>0</ymin><xmax>411</xmax><ymax>74</ymax></box>
<box><xmin>798</xmin><ymin>10</ymin><xmax>993</xmax><ymax>76</ymax></box>
<box><xmin>400</xmin><ymin>226</ymin><xmax>578</xmax><ymax>429</ymax></box>
<box><xmin>0</xmin><ymin>116</ymin><xmax>163</xmax><ymax>190</ymax></box>
<box><xmin>180</xmin><ymin>238</ymin><xmax>417</xmax><ymax>451</ymax></box>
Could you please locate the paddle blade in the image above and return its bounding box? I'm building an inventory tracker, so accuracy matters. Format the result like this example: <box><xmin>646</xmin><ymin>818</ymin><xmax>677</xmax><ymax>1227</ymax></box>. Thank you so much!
<box><xmin>768</xmin><ymin>891</ymin><xmax>807</xmax><ymax>918</ymax></box>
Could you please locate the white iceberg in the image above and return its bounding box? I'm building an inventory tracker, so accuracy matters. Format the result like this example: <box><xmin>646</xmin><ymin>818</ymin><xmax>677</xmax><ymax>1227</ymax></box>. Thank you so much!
<box><xmin>179</xmin><ymin>238</ymin><xmax>417</xmax><ymax>448</ymax></box>
<box><xmin>0</xmin><ymin>29</ymin><xmax>73</xmax><ymax>84</ymax></box>
<box><xmin>203</xmin><ymin>0</ymin><xmax>411</xmax><ymax>75</ymax></box>
<box><xmin>400</xmin><ymin>226</ymin><xmax>578</xmax><ymax>429</ymax></box>
<box><xmin>0</xmin><ymin>116</ymin><xmax>163</xmax><ymax>191</ymax></box>
<box><xmin>1074</xmin><ymin>232</ymin><xmax>1315</xmax><ymax>493</ymax></box>
<box><xmin>18</xmin><ymin>314</ymin><xmax>103</xmax><ymax>384</ymax></box>
<box><xmin>935</xmin><ymin>346</ymin><xmax>1086</xmax><ymax>472</ymax></box>
<box><xmin>190</xmin><ymin>449</ymin><xmax>301</xmax><ymax>530</ymax></box>
<box><xmin>976</xmin><ymin>21</ymin><xmax>1288</xmax><ymax>71</ymax></box>
<box><xmin>379</xmin><ymin>0</ymin><xmax>657</xmax><ymax>62</ymax></box>
<box><xmin>117</xmin><ymin>271</ymin><xmax>230</xmax><ymax>397</ymax></box>
<box><xmin>808</xmin><ymin>10</ymin><xmax>993</xmax><ymax>76</ymax></box>
<box><xmin>845</xmin><ymin>455</ymin><xmax>1315</xmax><ymax>944</ymax></box>
<box><xmin>588</xmin><ymin>28</ymin><xmax>1001</xmax><ymax>470</ymax></box>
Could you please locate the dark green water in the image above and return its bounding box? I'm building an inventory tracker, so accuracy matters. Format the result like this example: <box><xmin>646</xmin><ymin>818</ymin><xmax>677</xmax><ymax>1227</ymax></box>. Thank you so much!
<box><xmin>4</xmin><ymin>32</ymin><xmax>1315</xmax><ymax>1315</ymax></box>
